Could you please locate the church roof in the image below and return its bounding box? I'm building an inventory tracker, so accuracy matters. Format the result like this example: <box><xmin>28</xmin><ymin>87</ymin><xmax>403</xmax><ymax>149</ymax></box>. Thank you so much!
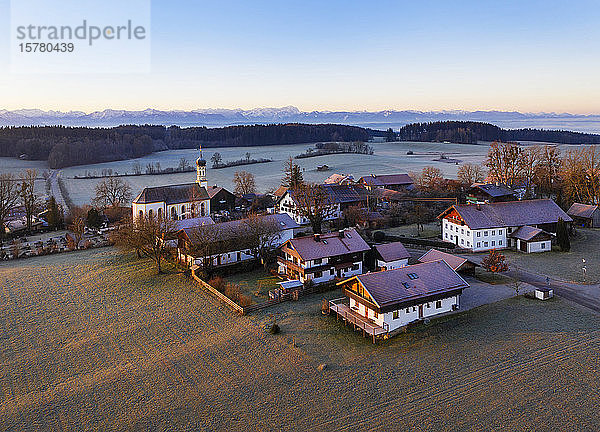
<box><xmin>133</xmin><ymin>183</ymin><xmax>209</xmax><ymax>205</ymax></box>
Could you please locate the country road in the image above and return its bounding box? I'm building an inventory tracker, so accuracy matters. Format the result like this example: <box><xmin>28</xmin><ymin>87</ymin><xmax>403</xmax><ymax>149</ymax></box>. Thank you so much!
<box><xmin>48</xmin><ymin>170</ymin><xmax>70</xmax><ymax>217</ymax></box>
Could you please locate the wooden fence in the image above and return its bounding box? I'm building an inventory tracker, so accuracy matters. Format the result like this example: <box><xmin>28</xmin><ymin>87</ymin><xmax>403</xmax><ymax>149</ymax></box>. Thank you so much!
<box><xmin>192</xmin><ymin>272</ymin><xmax>245</xmax><ymax>314</ymax></box>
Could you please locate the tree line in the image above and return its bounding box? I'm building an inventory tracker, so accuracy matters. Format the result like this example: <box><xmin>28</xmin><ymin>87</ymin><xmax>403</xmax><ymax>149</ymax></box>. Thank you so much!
<box><xmin>395</xmin><ymin>121</ymin><xmax>600</xmax><ymax>145</ymax></box>
<box><xmin>0</xmin><ymin>124</ymin><xmax>370</xmax><ymax>169</ymax></box>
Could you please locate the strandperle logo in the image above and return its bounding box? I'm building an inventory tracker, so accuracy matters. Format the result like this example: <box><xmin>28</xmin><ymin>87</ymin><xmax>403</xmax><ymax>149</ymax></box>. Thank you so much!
<box><xmin>16</xmin><ymin>20</ymin><xmax>147</xmax><ymax>46</ymax></box>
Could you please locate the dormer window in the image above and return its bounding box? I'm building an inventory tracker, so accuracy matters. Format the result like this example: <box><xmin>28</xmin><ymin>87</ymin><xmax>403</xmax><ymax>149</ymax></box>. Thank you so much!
<box><xmin>407</xmin><ymin>273</ymin><xmax>419</xmax><ymax>280</ymax></box>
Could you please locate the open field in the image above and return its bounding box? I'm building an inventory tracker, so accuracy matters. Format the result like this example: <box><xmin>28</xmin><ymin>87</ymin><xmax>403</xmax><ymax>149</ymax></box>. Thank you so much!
<box><xmin>382</xmin><ymin>222</ymin><xmax>441</xmax><ymax>238</ymax></box>
<box><xmin>502</xmin><ymin>228</ymin><xmax>600</xmax><ymax>284</ymax></box>
<box><xmin>2</xmin><ymin>248</ymin><xmax>600</xmax><ymax>430</ymax></box>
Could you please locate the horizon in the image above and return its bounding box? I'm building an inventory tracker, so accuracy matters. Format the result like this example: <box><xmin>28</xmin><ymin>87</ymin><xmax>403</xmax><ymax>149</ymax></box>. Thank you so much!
<box><xmin>1</xmin><ymin>0</ymin><xmax>599</xmax><ymax>113</ymax></box>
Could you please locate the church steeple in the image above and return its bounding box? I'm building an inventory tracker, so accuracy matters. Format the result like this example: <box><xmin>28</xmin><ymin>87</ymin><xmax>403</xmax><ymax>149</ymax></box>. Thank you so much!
<box><xmin>196</xmin><ymin>146</ymin><xmax>207</xmax><ymax>189</ymax></box>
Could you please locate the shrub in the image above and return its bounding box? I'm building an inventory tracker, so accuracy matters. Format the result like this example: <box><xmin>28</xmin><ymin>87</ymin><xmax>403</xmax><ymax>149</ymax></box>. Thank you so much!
<box><xmin>208</xmin><ymin>276</ymin><xmax>226</xmax><ymax>292</ymax></box>
<box><xmin>238</xmin><ymin>294</ymin><xmax>252</xmax><ymax>307</ymax></box>
<box><xmin>269</xmin><ymin>324</ymin><xmax>280</xmax><ymax>334</ymax></box>
<box><xmin>224</xmin><ymin>283</ymin><xmax>242</xmax><ymax>302</ymax></box>
<box><xmin>481</xmin><ymin>249</ymin><xmax>508</xmax><ymax>273</ymax></box>
<box><xmin>373</xmin><ymin>231</ymin><xmax>386</xmax><ymax>242</ymax></box>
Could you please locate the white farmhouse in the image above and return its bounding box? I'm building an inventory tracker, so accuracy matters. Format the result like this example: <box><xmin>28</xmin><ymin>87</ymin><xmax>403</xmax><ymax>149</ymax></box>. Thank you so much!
<box><xmin>331</xmin><ymin>260</ymin><xmax>468</xmax><ymax>340</ymax></box>
<box><xmin>132</xmin><ymin>149</ymin><xmax>210</xmax><ymax>220</ymax></box>
<box><xmin>438</xmin><ymin>199</ymin><xmax>572</xmax><ymax>253</ymax></box>
<box><xmin>374</xmin><ymin>241</ymin><xmax>410</xmax><ymax>270</ymax></box>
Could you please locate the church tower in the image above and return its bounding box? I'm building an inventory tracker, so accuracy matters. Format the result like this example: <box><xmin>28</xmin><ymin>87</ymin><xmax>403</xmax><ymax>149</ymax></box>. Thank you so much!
<box><xmin>196</xmin><ymin>146</ymin><xmax>207</xmax><ymax>189</ymax></box>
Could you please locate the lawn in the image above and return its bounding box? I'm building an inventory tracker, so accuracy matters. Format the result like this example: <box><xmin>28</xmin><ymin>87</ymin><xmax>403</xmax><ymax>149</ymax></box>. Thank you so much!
<box><xmin>2</xmin><ymin>248</ymin><xmax>600</xmax><ymax>431</ymax></box>
<box><xmin>224</xmin><ymin>268</ymin><xmax>281</xmax><ymax>303</ymax></box>
<box><xmin>503</xmin><ymin>228</ymin><xmax>600</xmax><ymax>284</ymax></box>
<box><xmin>382</xmin><ymin>222</ymin><xmax>441</xmax><ymax>239</ymax></box>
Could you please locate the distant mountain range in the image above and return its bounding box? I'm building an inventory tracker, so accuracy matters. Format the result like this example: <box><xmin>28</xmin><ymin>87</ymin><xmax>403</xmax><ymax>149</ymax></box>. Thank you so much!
<box><xmin>2</xmin><ymin>107</ymin><xmax>600</xmax><ymax>132</ymax></box>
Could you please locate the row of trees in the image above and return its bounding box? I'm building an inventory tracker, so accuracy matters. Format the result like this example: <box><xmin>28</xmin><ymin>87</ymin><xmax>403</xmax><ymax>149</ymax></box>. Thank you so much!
<box><xmin>0</xmin><ymin>170</ymin><xmax>39</xmax><ymax>243</ymax></box>
<box><xmin>0</xmin><ymin>124</ymin><xmax>370</xmax><ymax>168</ymax></box>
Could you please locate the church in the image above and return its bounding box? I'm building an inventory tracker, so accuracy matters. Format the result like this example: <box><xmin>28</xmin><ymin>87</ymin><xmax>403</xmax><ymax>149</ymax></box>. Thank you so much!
<box><xmin>132</xmin><ymin>149</ymin><xmax>211</xmax><ymax>220</ymax></box>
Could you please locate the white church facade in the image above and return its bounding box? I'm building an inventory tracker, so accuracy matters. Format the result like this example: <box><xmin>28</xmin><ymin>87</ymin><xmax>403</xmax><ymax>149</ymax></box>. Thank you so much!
<box><xmin>132</xmin><ymin>149</ymin><xmax>211</xmax><ymax>220</ymax></box>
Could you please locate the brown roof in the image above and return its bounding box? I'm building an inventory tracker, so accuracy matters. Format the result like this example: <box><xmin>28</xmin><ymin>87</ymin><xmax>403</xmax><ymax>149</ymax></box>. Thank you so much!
<box><xmin>285</xmin><ymin>228</ymin><xmax>370</xmax><ymax>260</ymax></box>
<box><xmin>375</xmin><ymin>242</ymin><xmax>410</xmax><ymax>262</ymax></box>
<box><xmin>273</xmin><ymin>186</ymin><xmax>289</xmax><ymax>198</ymax></box>
<box><xmin>359</xmin><ymin>174</ymin><xmax>413</xmax><ymax>187</ymax></box>
<box><xmin>567</xmin><ymin>203</ymin><xmax>599</xmax><ymax>219</ymax></box>
<box><xmin>206</xmin><ymin>186</ymin><xmax>223</xmax><ymax>198</ymax></box>
<box><xmin>419</xmin><ymin>249</ymin><xmax>477</xmax><ymax>271</ymax></box>
<box><xmin>509</xmin><ymin>225</ymin><xmax>552</xmax><ymax>242</ymax></box>
<box><xmin>469</xmin><ymin>183</ymin><xmax>516</xmax><ymax>198</ymax></box>
<box><xmin>348</xmin><ymin>260</ymin><xmax>468</xmax><ymax>309</ymax></box>
<box><xmin>133</xmin><ymin>183</ymin><xmax>209</xmax><ymax>205</ymax></box>
<box><xmin>439</xmin><ymin>199</ymin><xmax>572</xmax><ymax>230</ymax></box>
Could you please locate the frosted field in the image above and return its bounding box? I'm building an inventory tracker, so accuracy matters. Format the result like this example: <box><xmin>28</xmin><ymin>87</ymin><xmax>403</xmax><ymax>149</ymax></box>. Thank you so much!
<box><xmin>59</xmin><ymin>141</ymin><xmax>491</xmax><ymax>206</ymax></box>
<box><xmin>0</xmin><ymin>140</ymin><xmax>594</xmax><ymax>206</ymax></box>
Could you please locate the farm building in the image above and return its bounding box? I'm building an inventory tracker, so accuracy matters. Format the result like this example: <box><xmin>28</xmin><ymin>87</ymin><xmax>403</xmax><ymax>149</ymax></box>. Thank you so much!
<box><xmin>358</xmin><ymin>174</ymin><xmax>414</xmax><ymax>192</ymax></box>
<box><xmin>374</xmin><ymin>242</ymin><xmax>410</xmax><ymax>270</ymax></box>
<box><xmin>535</xmin><ymin>287</ymin><xmax>554</xmax><ymax>300</ymax></box>
<box><xmin>418</xmin><ymin>248</ymin><xmax>478</xmax><ymax>275</ymax></box>
<box><xmin>277</xmin><ymin>228</ymin><xmax>370</xmax><ymax>284</ymax></box>
<box><xmin>207</xmin><ymin>186</ymin><xmax>236</xmax><ymax>214</ymax></box>
<box><xmin>330</xmin><ymin>260</ymin><xmax>469</xmax><ymax>340</ymax></box>
<box><xmin>439</xmin><ymin>199</ymin><xmax>572</xmax><ymax>252</ymax></box>
<box><xmin>466</xmin><ymin>183</ymin><xmax>516</xmax><ymax>204</ymax></box>
<box><xmin>177</xmin><ymin>213</ymin><xmax>299</xmax><ymax>269</ymax></box>
<box><xmin>509</xmin><ymin>226</ymin><xmax>553</xmax><ymax>253</ymax></box>
<box><xmin>567</xmin><ymin>203</ymin><xmax>600</xmax><ymax>228</ymax></box>
<box><xmin>133</xmin><ymin>149</ymin><xmax>210</xmax><ymax>220</ymax></box>
<box><xmin>275</xmin><ymin>184</ymin><xmax>367</xmax><ymax>225</ymax></box>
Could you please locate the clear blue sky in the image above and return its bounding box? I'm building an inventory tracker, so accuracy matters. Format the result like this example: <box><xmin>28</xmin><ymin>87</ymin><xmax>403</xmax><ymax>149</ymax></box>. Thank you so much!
<box><xmin>0</xmin><ymin>0</ymin><xmax>599</xmax><ymax>113</ymax></box>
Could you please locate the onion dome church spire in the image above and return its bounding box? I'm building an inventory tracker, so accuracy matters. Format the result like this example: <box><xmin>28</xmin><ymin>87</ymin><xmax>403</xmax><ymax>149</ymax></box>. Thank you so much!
<box><xmin>196</xmin><ymin>146</ymin><xmax>207</xmax><ymax>189</ymax></box>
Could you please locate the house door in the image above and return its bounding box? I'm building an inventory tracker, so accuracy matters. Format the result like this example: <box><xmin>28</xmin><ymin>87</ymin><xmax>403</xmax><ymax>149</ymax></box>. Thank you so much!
<box><xmin>520</xmin><ymin>241</ymin><xmax>528</xmax><ymax>253</ymax></box>
<box><xmin>418</xmin><ymin>305</ymin><xmax>424</xmax><ymax>319</ymax></box>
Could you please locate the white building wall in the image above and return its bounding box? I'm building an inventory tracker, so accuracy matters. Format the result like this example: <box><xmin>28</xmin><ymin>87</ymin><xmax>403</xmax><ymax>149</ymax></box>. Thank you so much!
<box><xmin>134</xmin><ymin>199</ymin><xmax>210</xmax><ymax>221</ymax></box>
<box><xmin>442</xmin><ymin>219</ymin><xmax>507</xmax><ymax>252</ymax></box>
<box><xmin>521</xmin><ymin>239</ymin><xmax>551</xmax><ymax>253</ymax></box>
<box><xmin>350</xmin><ymin>294</ymin><xmax>460</xmax><ymax>332</ymax></box>
<box><xmin>377</xmin><ymin>258</ymin><xmax>409</xmax><ymax>270</ymax></box>
<box><xmin>277</xmin><ymin>192</ymin><xmax>340</xmax><ymax>225</ymax></box>
<box><xmin>303</xmin><ymin>260</ymin><xmax>363</xmax><ymax>284</ymax></box>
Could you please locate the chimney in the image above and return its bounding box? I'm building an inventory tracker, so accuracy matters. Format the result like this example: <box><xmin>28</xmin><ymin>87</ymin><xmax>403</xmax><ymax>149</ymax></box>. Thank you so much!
<box><xmin>476</xmin><ymin>203</ymin><xmax>482</xmax><ymax>211</ymax></box>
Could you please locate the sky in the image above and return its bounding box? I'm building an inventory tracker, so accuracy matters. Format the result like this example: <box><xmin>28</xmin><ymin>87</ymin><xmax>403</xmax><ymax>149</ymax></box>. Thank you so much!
<box><xmin>0</xmin><ymin>0</ymin><xmax>599</xmax><ymax>113</ymax></box>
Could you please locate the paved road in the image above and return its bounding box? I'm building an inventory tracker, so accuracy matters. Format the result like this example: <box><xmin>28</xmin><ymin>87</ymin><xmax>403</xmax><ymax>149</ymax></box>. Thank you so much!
<box><xmin>48</xmin><ymin>170</ymin><xmax>69</xmax><ymax>217</ymax></box>
<box><xmin>464</xmin><ymin>253</ymin><xmax>600</xmax><ymax>313</ymax></box>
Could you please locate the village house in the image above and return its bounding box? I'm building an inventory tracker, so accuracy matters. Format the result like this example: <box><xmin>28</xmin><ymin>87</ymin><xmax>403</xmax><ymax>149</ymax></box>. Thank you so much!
<box><xmin>567</xmin><ymin>203</ymin><xmax>600</xmax><ymax>228</ymax></box>
<box><xmin>330</xmin><ymin>260</ymin><xmax>468</xmax><ymax>340</ymax></box>
<box><xmin>277</xmin><ymin>228</ymin><xmax>370</xmax><ymax>284</ymax></box>
<box><xmin>177</xmin><ymin>213</ymin><xmax>299</xmax><ymax>269</ymax></box>
<box><xmin>438</xmin><ymin>199</ymin><xmax>571</xmax><ymax>253</ymax></box>
<box><xmin>419</xmin><ymin>248</ymin><xmax>478</xmax><ymax>275</ymax></box>
<box><xmin>466</xmin><ymin>183</ymin><xmax>516</xmax><ymax>204</ymax></box>
<box><xmin>509</xmin><ymin>226</ymin><xmax>553</xmax><ymax>253</ymax></box>
<box><xmin>358</xmin><ymin>174</ymin><xmax>414</xmax><ymax>192</ymax></box>
<box><xmin>374</xmin><ymin>241</ymin><xmax>410</xmax><ymax>270</ymax></box>
<box><xmin>276</xmin><ymin>184</ymin><xmax>366</xmax><ymax>225</ymax></box>
<box><xmin>132</xmin><ymin>149</ymin><xmax>210</xmax><ymax>220</ymax></box>
<box><xmin>323</xmin><ymin>173</ymin><xmax>355</xmax><ymax>185</ymax></box>
<box><xmin>207</xmin><ymin>186</ymin><xmax>236</xmax><ymax>214</ymax></box>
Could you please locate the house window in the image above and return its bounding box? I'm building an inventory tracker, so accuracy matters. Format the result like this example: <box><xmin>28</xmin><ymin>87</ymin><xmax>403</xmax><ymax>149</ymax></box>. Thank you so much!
<box><xmin>314</xmin><ymin>258</ymin><xmax>322</xmax><ymax>265</ymax></box>
<box><xmin>461</xmin><ymin>229</ymin><xmax>464</xmax><ymax>235</ymax></box>
<box><xmin>492</xmin><ymin>241</ymin><xmax>495</xmax><ymax>246</ymax></box>
<box><xmin>426</xmin><ymin>303</ymin><xmax>431</xmax><ymax>308</ymax></box>
<box><xmin>157</xmin><ymin>208</ymin><xmax>162</xmax><ymax>219</ymax></box>
<box><xmin>393</xmin><ymin>310</ymin><xmax>399</xmax><ymax>319</ymax></box>
<box><xmin>477</xmin><ymin>242</ymin><xmax>481</xmax><ymax>247</ymax></box>
<box><xmin>406</xmin><ymin>308</ymin><xmax>410</xmax><ymax>313</ymax></box>
<box><xmin>461</xmin><ymin>239</ymin><xmax>464</xmax><ymax>245</ymax></box>
<box><xmin>484</xmin><ymin>242</ymin><xmax>488</xmax><ymax>247</ymax></box>
<box><xmin>139</xmin><ymin>210</ymin><xmax>143</xmax><ymax>218</ymax></box>
<box><xmin>148</xmin><ymin>209</ymin><xmax>153</xmax><ymax>219</ymax></box>
<box><xmin>412</xmin><ymin>307</ymin><xmax>416</xmax><ymax>312</ymax></box>
<box><xmin>445</xmin><ymin>233</ymin><xmax>448</xmax><ymax>239</ymax></box>
<box><xmin>477</xmin><ymin>232</ymin><xmax>481</xmax><ymax>237</ymax></box>
<box><xmin>541</xmin><ymin>243</ymin><xmax>546</xmax><ymax>249</ymax></box>
<box><xmin>407</xmin><ymin>273</ymin><xmax>419</xmax><ymax>280</ymax></box>
<box><xmin>436</xmin><ymin>301</ymin><xmax>442</xmax><ymax>309</ymax></box>
<box><xmin>351</xmin><ymin>264</ymin><xmax>359</xmax><ymax>271</ymax></box>
<box><xmin>492</xmin><ymin>230</ymin><xmax>495</xmax><ymax>236</ymax></box>
<box><xmin>499</xmin><ymin>240</ymin><xmax>503</xmax><ymax>246</ymax></box>
<box><xmin>467</xmin><ymin>241</ymin><xmax>470</xmax><ymax>247</ymax></box>
<box><xmin>484</xmin><ymin>231</ymin><xmax>488</xmax><ymax>236</ymax></box>
<box><xmin>498</xmin><ymin>229</ymin><xmax>502</xmax><ymax>235</ymax></box>
<box><xmin>314</xmin><ymin>271</ymin><xmax>322</xmax><ymax>278</ymax></box>
<box><xmin>374</xmin><ymin>311</ymin><xmax>378</xmax><ymax>319</ymax></box>
<box><xmin>237</xmin><ymin>252</ymin><xmax>241</xmax><ymax>261</ymax></box>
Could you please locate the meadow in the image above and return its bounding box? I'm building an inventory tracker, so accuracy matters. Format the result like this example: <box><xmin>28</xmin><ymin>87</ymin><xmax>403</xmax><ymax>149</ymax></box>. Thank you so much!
<box><xmin>1</xmin><ymin>248</ymin><xmax>600</xmax><ymax>431</ymax></box>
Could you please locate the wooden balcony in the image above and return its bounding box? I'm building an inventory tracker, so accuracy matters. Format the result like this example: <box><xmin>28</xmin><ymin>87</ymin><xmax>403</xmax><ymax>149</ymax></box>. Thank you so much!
<box><xmin>328</xmin><ymin>298</ymin><xmax>388</xmax><ymax>343</ymax></box>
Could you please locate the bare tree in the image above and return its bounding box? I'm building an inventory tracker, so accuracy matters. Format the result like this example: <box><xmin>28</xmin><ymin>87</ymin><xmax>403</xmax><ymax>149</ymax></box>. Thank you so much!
<box><xmin>293</xmin><ymin>183</ymin><xmax>336</xmax><ymax>234</ymax></box>
<box><xmin>415</xmin><ymin>166</ymin><xmax>444</xmax><ymax>192</ymax></box>
<box><xmin>233</xmin><ymin>171</ymin><xmax>256</xmax><ymax>196</ymax></box>
<box><xmin>113</xmin><ymin>215</ymin><xmax>177</xmax><ymax>274</ymax></box>
<box><xmin>178</xmin><ymin>158</ymin><xmax>190</xmax><ymax>172</ymax></box>
<box><xmin>242</xmin><ymin>214</ymin><xmax>282</xmax><ymax>265</ymax></box>
<box><xmin>133</xmin><ymin>162</ymin><xmax>143</xmax><ymax>175</ymax></box>
<box><xmin>457</xmin><ymin>163</ymin><xmax>485</xmax><ymax>186</ymax></box>
<box><xmin>0</xmin><ymin>174</ymin><xmax>20</xmax><ymax>244</ymax></box>
<box><xmin>184</xmin><ymin>223</ymin><xmax>230</xmax><ymax>273</ymax></box>
<box><xmin>561</xmin><ymin>146</ymin><xmax>600</xmax><ymax>205</ymax></box>
<box><xmin>68</xmin><ymin>216</ymin><xmax>86</xmax><ymax>249</ymax></box>
<box><xmin>93</xmin><ymin>177</ymin><xmax>132</xmax><ymax>209</ymax></box>
<box><xmin>519</xmin><ymin>146</ymin><xmax>542</xmax><ymax>198</ymax></box>
<box><xmin>19</xmin><ymin>169</ymin><xmax>39</xmax><ymax>231</ymax></box>
<box><xmin>211</xmin><ymin>152</ymin><xmax>223</xmax><ymax>168</ymax></box>
<box><xmin>485</xmin><ymin>141</ymin><xmax>523</xmax><ymax>187</ymax></box>
<box><xmin>535</xmin><ymin>145</ymin><xmax>562</xmax><ymax>197</ymax></box>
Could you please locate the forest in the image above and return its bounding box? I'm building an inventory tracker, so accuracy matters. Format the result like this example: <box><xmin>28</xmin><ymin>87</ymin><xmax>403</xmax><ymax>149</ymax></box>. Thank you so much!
<box><xmin>0</xmin><ymin>123</ymin><xmax>370</xmax><ymax>168</ymax></box>
<box><xmin>396</xmin><ymin>121</ymin><xmax>600</xmax><ymax>145</ymax></box>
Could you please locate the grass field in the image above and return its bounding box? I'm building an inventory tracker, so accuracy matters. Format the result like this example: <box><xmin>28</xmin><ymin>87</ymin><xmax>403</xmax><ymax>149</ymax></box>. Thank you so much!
<box><xmin>382</xmin><ymin>222</ymin><xmax>441</xmax><ymax>238</ymax></box>
<box><xmin>503</xmin><ymin>228</ymin><xmax>600</xmax><ymax>284</ymax></box>
<box><xmin>224</xmin><ymin>268</ymin><xmax>281</xmax><ymax>303</ymax></box>
<box><xmin>2</xmin><ymin>248</ymin><xmax>600</xmax><ymax>430</ymax></box>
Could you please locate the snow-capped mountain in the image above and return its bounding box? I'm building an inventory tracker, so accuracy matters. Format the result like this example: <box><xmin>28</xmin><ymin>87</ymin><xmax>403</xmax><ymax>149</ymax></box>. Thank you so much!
<box><xmin>1</xmin><ymin>107</ymin><xmax>600</xmax><ymax>132</ymax></box>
